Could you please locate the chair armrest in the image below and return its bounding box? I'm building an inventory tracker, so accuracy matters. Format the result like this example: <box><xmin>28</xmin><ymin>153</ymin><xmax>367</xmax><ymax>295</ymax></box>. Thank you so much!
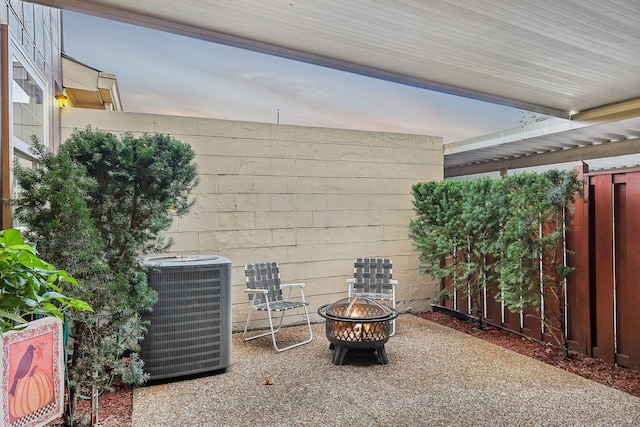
<box><xmin>281</xmin><ymin>282</ymin><xmax>305</xmax><ymax>289</ymax></box>
<box><xmin>347</xmin><ymin>278</ymin><xmax>397</xmax><ymax>285</ymax></box>
<box><xmin>244</xmin><ymin>289</ymin><xmax>268</xmax><ymax>294</ymax></box>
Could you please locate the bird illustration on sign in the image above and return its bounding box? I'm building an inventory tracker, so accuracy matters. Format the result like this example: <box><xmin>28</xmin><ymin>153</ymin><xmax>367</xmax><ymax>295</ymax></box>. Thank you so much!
<box><xmin>8</xmin><ymin>344</ymin><xmax>35</xmax><ymax>397</ymax></box>
<box><xmin>8</xmin><ymin>340</ymin><xmax>54</xmax><ymax>421</ymax></box>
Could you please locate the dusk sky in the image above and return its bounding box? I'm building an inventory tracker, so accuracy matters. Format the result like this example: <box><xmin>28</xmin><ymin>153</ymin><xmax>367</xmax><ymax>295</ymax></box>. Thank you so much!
<box><xmin>62</xmin><ymin>11</ymin><xmax>524</xmax><ymax>143</ymax></box>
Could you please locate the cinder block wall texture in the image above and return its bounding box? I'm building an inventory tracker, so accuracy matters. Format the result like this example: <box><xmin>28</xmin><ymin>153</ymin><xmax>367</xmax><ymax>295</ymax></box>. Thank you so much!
<box><xmin>62</xmin><ymin>109</ymin><xmax>442</xmax><ymax>331</ymax></box>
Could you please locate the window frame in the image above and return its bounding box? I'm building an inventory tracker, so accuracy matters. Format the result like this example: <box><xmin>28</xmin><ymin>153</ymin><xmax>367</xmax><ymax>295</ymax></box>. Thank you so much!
<box><xmin>8</xmin><ymin>36</ymin><xmax>51</xmax><ymax>226</ymax></box>
<box><xmin>9</xmin><ymin>37</ymin><xmax>49</xmax><ymax>162</ymax></box>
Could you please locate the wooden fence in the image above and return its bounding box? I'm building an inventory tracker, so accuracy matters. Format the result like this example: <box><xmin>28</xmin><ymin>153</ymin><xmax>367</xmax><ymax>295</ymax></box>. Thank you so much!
<box><xmin>436</xmin><ymin>163</ymin><xmax>640</xmax><ymax>370</ymax></box>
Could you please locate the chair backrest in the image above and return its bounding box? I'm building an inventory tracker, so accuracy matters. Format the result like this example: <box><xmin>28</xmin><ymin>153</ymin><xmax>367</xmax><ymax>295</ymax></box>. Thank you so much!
<box><xmin>245</xmin><ymin>262</ymin><xmax>284</xmax><ymax>305</ymax></box>
<box><xmin>352</xmin><ymin>257</ymin><xmax>393</xmax><ymax>298</ymax></box>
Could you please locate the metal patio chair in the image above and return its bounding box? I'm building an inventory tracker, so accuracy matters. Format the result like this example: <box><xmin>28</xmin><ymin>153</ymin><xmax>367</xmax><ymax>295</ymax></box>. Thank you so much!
<box><xmin>243</xmin><ymin>262</ymin><xmax>313</xmax><ymax>351</ymax></box>
<box><xmin>347</xmin><ymin>257</ymin><xmax>397</xmax><ymax>336</ymax></box>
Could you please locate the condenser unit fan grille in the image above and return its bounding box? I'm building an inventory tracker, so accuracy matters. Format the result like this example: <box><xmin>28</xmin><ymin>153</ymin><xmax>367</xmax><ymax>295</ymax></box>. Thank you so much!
<box><xmin>141</xmin><ymin>256</ymin><xmax>232</xmax><ymax>380</ymax></box>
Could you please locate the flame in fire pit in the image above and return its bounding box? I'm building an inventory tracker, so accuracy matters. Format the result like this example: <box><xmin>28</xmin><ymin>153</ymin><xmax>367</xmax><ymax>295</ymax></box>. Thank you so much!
<box><xmin>345</xmin><ymin>298</ymin><xmax>363</xmax><ymax>318</ymax></box>
<box><xmin>335</xmin><ymin>299</ymin><xmax>385</xmax><ymax>340</ymax></box>
<box><xmin>345</xmin><ymin>299</ymin><xmax>365</xmax><ymax>338</ymax></box>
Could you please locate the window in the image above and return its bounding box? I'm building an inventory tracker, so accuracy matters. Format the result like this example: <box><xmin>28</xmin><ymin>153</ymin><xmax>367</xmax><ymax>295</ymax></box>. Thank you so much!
<box><xmin>9</xmin><ymin>42</ymin><xmax>49</xmax><ymax>227</ymax></box>
<box><xmin>11</xmin><ymin>52</ymin><xmax>46</xmax><ymax>153</ymax></box>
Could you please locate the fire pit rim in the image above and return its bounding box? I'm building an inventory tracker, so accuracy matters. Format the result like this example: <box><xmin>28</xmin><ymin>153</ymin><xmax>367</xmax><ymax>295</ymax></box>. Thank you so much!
<box><xmin>317</xmin><ymin>297</ymin><xmax>399</xmax><ymax>323</ymax></box>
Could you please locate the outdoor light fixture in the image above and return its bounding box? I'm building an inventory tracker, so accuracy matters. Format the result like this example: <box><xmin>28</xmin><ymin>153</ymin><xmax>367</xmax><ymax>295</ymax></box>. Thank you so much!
<box><xmin>55</xmin><ymin>93</ymin><xmax>67</xmax><ymax>108</ymax></box>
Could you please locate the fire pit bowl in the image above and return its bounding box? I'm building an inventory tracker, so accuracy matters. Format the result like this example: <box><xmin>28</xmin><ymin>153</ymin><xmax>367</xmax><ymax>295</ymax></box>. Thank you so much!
<box><xmin>318</xmin><ymin>297</ymin><xmax>399</xmax><ymax>365</ymax></box>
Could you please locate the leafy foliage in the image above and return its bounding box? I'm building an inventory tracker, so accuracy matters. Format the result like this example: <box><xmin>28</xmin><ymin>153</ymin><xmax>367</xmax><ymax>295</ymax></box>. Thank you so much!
<box><xmin>0</xmin><ymin>228</ymin><xmax>92</xmax><ymax>332</ymax></box>
<box><xmin>496</xmin><ymin>172</ymin><xmax>551</xmax><ymax>312</ymax></box>
<box><xmin>410</xmin><ymin>178</ymin><xmax>505</xmax><ymax>326</ymax></box>
<box><xmin>459</xmin><ymin>177</ymin><xmax>506</xmax><ymax>324</ymax></box>
<box><xmin>410</xmin><ymin>170</ymin><xmax>583</xmax><ymax>352</ymax></box>
<box><xmin>410</xmin><ymin>180</ymin><xmax>464</xmax><ymax>282</ymax></box>
<box><xmin>13</xmin><ymin>128</ymin><xmax>198</xmax><ymax>424</ymax></box>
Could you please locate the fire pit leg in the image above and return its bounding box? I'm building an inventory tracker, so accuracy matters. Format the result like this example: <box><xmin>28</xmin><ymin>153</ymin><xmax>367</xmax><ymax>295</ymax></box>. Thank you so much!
<box><xmin>332</xmin><ymin>345</ymin><xmax>390</xmax><ymax>365</ymax></box>
<box><xmin>333</xmin><ymin>346</ymin><xmax>349</xmax><ymax>365</ymax></box>
<box><xmin>375</xmin><ymin>345</ymin><xmax>389</xmax><ymax>365</ymax></box>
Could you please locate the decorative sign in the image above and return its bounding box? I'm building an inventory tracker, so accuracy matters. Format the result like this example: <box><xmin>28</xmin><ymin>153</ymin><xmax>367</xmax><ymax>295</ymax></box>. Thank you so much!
<box><xmin>1</xmin><ymin>317</ymin><xmax>64</xmax><ymax>427</ymax></box>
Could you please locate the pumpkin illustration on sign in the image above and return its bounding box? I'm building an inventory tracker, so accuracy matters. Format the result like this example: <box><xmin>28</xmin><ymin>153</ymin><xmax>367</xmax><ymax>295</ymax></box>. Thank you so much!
<box><xmin>9</xmin><ymin>341</ymin><xmax>54</xmax><ymax>420</ymax></box>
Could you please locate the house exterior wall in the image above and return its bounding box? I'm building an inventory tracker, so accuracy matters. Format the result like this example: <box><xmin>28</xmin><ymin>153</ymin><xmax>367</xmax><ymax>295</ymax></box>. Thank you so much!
<box><xmin>1</xmin><ymin>1</ymin><xmax>63</xmax><ymax>227</ymax></box>
<box><xmin>1</xmin><ymin>0</ymin><xmax>63</xmax><ymax>150</ymax></box>
<box><xmin>62</xmin><ymin>108</ymin><xmax>442</xmax><ymax>331</ymax></box>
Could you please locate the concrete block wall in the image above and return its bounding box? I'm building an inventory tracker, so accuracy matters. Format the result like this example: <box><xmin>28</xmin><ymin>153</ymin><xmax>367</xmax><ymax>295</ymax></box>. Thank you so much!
<box><xmin>62</xmin><ymin>108</ymin><xmax>442</xmax><ymax>331</ymax></box>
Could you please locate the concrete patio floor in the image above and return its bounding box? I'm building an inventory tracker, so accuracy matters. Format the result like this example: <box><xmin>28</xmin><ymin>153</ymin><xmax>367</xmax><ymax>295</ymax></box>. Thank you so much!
<box><xmin>132</xmin><ymin>314</ymin><xmax>640</xmax><ymax>426</ymax></box>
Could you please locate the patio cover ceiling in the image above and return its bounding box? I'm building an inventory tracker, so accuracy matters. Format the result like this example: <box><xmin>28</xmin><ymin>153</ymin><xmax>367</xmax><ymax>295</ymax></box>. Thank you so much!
<box><xmin>30</xmin><ymin>0</ymin><xmax>640</xmax><ymax>177</ymax></box>
<box><xmin>32</xmin><ymin>0</ymin><xmax>640</xmax><ymax>119</ymax></box>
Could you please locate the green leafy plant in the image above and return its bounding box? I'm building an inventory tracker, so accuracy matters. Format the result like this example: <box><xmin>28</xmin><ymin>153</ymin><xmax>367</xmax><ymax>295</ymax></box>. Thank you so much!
<box><xmin>496</xmin><ymin>170</ymin><xmax>583</xmax><ymax>357</ymax></box>
<box><xmin>410</xmin><ymin>170</ymin><xmax>583</xmax><ymax>355</ymax></box>
<box><xmin>410</xmin><ymin>178</ymin><xmax>505</xmax><ymax>328</ymax></box>
<box><xmin>458</xmin><ymin>177</ymin><xmax>506</xmax><ymax>327</ymax></box>
<box><xmin>13</xmin><ymin>128</ymin><xmax>198</xmax><ymax>425</ymax></box>
<box><xmin>410</xmin><ymin>180</ymin><xmax>465</xmax><ymax>284</ymax></box>
<box><xmin>0</xmin><ymin>227</ymin><xmax>92</xmax><ymax>332</ymax></box>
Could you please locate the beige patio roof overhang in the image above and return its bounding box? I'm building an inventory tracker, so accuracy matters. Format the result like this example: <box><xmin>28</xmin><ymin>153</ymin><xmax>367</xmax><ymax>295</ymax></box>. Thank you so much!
<box><xmin>30</xmin><ymin>0</ymin><xmax>640</xmax><ymax>176</ymax></box>
<box><xmin>445</xmin><ymin>99</ymin><xmax>640</xmax><ymax>177</ymax></box>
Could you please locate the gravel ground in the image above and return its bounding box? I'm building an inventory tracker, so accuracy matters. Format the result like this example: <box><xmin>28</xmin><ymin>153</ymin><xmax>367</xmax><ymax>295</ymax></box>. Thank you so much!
<box><xmin>132</xmin><ymin>315</ymin><xmax>640</xmax><ymax>426</ymax></box>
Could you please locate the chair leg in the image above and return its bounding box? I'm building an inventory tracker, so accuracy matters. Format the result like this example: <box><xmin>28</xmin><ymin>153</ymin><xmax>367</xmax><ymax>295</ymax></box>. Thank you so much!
<box><xmin>271</xmin><ymin>310</ymin><xmax>286</xmax><ymax>334</ymax></box>
<box><xmin>389</xmin><ymin>291</ymin><xmax>397</xmax><ymax>336</ymax></box>
<box><xmin>390</xmin><ymin>291</ymin><xmax>397</xmax><ymax>336</ymax></box>
<box><xmin>266</xmin><ymin>309</ymin><xmax>285</xmax><ymax>350</ymax></box>
<box><xmin>243</xmin><ymin>307</ymin><xmax>285</xmax><ymax>342</ymax></box>
<box><xmin>244</xmin><ymin>306</ymin><xmax>313</xmax><ymax>352</ymax></box>
<box><xmin>243</xmin><ymin>307</ymin><xmax>267</xmax><ymax>341</ymax></box>
<box><xmin>270</xmin><ymin>305</ymin><xmax>313</xmax><ymax>352</ymax></box>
